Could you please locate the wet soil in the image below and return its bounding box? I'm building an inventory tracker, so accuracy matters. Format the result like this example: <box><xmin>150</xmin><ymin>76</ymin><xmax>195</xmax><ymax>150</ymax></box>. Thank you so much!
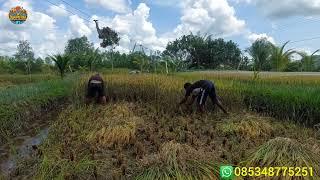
<box><xmin>0</xmin><ymin>100</ymin><xmax>67</xmax><ymax>178</ymax></box>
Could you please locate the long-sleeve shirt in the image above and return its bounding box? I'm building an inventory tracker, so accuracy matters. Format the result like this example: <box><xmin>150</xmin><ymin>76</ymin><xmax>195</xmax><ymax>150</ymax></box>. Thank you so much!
<box><xmin>185</xmin><ymin>80</ymin><xmax>213</xmax><ymax>97</ymax></box>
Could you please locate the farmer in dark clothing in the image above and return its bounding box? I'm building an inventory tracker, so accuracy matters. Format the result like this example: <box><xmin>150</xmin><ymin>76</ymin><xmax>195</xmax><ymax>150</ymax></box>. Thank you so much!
<box><xmin>179</xmin><ymin>80</ymin><xmax>228</xmax><ymax>114</ymax></box>
<box><xmin>86</xmin><ymin>73</ymin><xmax>107</xmax><ymax>105</ymax></box>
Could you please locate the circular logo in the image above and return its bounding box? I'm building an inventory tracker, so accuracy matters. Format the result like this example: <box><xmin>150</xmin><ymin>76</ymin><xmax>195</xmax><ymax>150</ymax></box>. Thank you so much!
<box><xmin>222</xmin><ymin>167</ymin><xmax>233</xmax><ymax>177</ymax></box>
<box><xmin>8</xmin><ymin>6</ymin><xmax>28</xmax><ymax>24</ymax></box>
<box><xmin>220</xmin><ymin>165</ymin><xmax>234</xmax><ymax>179</ymax></box>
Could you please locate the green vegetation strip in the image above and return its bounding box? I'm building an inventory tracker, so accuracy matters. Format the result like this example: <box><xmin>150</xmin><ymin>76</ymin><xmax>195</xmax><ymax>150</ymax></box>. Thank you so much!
<box><xmin>0</xmin><ymin>74</ymin><xmax>79</xmax><ymax>144</ymax></box>
<box><xmin>0</xmin><ymin>74</ymin><xmax>58</xmax><ymax>85</ymax></box>
<box><xmin>177</xmin><ymin>73</ymin><xmax>320</xmax><ymax>126</ymax></box>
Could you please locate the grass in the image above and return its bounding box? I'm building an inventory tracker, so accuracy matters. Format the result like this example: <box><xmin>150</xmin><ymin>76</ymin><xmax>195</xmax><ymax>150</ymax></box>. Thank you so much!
<box><xmin>3</xmin><ymin>70</ymin><xmax>320</xmax><ymax>179</ymax></box>
<box><xmin>181</xmin><ymin>71</ymin><xmax>320</xmax><ymax>85</ymax></box>
<box><xmin>137</xmin><ymin>141</ymin><xmax>219</xmax><ymax>180</ymax></box>
<box><xmin>12</xmin><ymin>102</ymin><xmax>317</xmax><ymax>179</ymax></box>
<box><xmin>0</xmin><ymin>74</ymin><xmax>58</xmax><ymax>86</ymax></box>
<box><xmin>16</xmin><ymin>103</ymin><xmax>223</xmax><ymax>179</ymax></box>
<box><xmin>87</xmin><ymin>121</ymin><xmax>137</xmax><ymax>148</ymax></box>
<box><xmin>74</xmin><ymin>72</ymin><xmax>320</xmax><ymax>125</ymax></box>
<box><xmin>0</xmin><ymin>74</ymin><xmax>79</xmax><ymax>144</ymax></box>
<box><xmin>217</xmin><ymin>114</ymin><xmax>275</xmax><ymax>139</ymax></box>
<box><xmin>35</xmin><ymin>155</ymin><xmax>97</xmax><ymax>180</ymax></box>
<box><xmin>245</xmin><ymin>137</ymin><xmax>320</xmax><ymax>179</ymax></box>
<box><xmin>177</xmin><ymin>72</ymin><xmax>320</xmax><ymax>125</ymax></box>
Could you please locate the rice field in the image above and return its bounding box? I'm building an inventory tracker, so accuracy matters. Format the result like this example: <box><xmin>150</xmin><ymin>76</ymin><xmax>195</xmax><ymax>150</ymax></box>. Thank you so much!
<box><xmin>0</xmin><ymin>74</ymin><xmax>79</xmax><ymax>145</ymax></box>
<box><xmin>0</xmin><ymin>74</ymin><xmax>58</xmax><ymax>88</ymax></box>
<box><xmin>1</xmin><ymin>71</ymin><xmax>320</xmax><ymax>179</ymax></box>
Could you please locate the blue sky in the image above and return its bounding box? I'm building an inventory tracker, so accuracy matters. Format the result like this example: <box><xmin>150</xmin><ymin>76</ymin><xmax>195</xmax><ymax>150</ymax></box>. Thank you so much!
<box><xmin>1</xmin><ymin>0</ymin><xmax>320</xmax><ymax>57</ymax></box>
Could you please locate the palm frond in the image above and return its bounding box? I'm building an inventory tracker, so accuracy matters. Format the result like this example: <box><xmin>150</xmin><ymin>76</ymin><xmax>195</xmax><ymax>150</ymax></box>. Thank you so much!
<box><xmin>280</xmin><ymin>41</ymin><xmax>290</xmax><ymax>53</ymax></box>
<box><xmin>311</xmin><ymin>49</ymin><xmax>320</xmax><ymax>57</ymax></box>
<box><xmin>49</xmin><ymin>54</ymin><xmax>70</xmax><ymax>78</ymax></box>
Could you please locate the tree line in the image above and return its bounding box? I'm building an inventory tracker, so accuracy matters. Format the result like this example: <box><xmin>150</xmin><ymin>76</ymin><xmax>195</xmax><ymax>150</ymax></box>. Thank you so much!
<box><xmin>247</xmin><ymin>38</ymin><xmax>320</xmax><ymax>72</ymax></box>
<box><xmin>0</xmin><ymin>33</ymin><xmax>319</xmax><ymax>78</ymax></box>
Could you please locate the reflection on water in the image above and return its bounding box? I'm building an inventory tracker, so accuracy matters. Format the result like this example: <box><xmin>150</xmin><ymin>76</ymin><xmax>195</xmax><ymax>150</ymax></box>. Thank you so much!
<box><xmin>0</xmin><ymin>127</ymin><xmax>49</xmax><ymax>176</ymax></box>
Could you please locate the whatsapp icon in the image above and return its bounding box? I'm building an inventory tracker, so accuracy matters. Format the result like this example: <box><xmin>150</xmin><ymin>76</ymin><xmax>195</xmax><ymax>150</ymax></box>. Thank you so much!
<box><xmin>220</xmin><ymin>165</ymin><xmax>234</xmax><ymax>180</ymax></box>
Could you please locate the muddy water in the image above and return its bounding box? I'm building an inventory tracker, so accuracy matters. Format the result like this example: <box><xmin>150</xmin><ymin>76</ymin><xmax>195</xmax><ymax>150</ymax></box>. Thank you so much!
<box><xmin>0</xmin><ymin>127</ymin><xmax>49</xmax><ymax>177</ymax></box>
<box><xmin>0</xmin><ymin>100</ymin><xmax>67</xmax><ymax>178</ymax></box>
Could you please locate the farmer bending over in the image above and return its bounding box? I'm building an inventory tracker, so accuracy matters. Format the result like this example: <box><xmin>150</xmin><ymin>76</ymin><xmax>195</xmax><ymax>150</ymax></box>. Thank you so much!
<box><xmin>179</xmin><ymin>80</ymin><xmax>228</xmax><ymax>114</ymax></box>
<box><xmin>86</xmin><ymin>73</ymin><xmax>107</xmax><ymax>105</ymax></box>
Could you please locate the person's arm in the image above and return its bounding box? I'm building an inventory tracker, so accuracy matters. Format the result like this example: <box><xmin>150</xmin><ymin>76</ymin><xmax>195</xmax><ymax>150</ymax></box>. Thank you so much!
<box><xmin>179</xmin><ymin>86</ymin><xmax>193</xmax><ymax>105</ymax></box>
<box><xmin>187</xmin><ymin>95</ymin><xmax>196</xmax><ymax>106</ymax></box>
<box><xmin>179</xmin><ymin>96</ymin><xmax>188</xmax><ymax>105</ymax></box>
<box><xmin>215</xmin><ymin>97</ymin><xmax>228</xmax><ymax>114</ymax></box>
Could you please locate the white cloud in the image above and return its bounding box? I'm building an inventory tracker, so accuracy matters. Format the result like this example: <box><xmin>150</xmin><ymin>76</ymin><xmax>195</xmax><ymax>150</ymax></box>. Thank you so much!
<box><xmin>90</xmin><ymin>3</ymin><xmax>169</xmax><ymax>53</ymax></box>
<box><xmin>247</xmin><ymin>32</ymin><xmax>276</xmax><ymax>44</ymax></box>
<box><xmin>291</xmin><ymin>47</ymin><xmax>314</xmax><ymax>60</ymax></box>
<box><xmin>295</xmin><ymin>47</ymin><xmax>313</xmax><ymax>55</ymax></box>
<box><xmin>2</xmin><ymin>0</ymin><xmax>32</xmax><ymax>11</ymax></box>
<box><xmin>0</xmin><ymin>0</ymin><xmax>68</xmax><ymax>57</ymax></box>
<box><xmin>0</xmin><ymin>0</ymin><xmax>254</xmax><ymax>57</ymax></box>
<box><xmin>259</xmin><ymin>0</ymin><xmax>320</xmax><ymax>18</ymax></box>
<box><xmin>47</xmin><ymin>4</ymin><xmax>68</xmax><ymax>17</ymax></box>
<box><xmin>173</xmin><ymin>0</ymin><xmax>246</xmax><ymax>37</ymax></box>
<box><xmin>237</xmin><ymin>0</ymin><xmax>320</xmax><ymax>19</ymax></box>
<box><xmin>84</xmin><ymin>0</ymin><xmax>130</xmax><ymax>13</ymax></box>
<box><xmin>69</xmin><ymin>15</ymin><xmax>92</xmax><ymax>37</ymax></box>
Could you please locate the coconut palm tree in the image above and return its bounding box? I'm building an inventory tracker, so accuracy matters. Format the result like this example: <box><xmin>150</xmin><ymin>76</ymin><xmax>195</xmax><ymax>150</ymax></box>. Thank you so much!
<box><xmin>246</xmin><ymin>38</ymin><xmax>273</xmax><ymax>71</ymax></box>
<box><xmin>270</xmin><ymin>41</ymin><xmax>296</xmax><ymax>72</ymax></box>
<box><xmin>297</xmin><ymin>49</ymin><xmax>320</xmax><ymax>72</ymax></box>
<box><xmin>132</xmin><ymin>52</ymin><xmax>149</xmax><ymax>72</ymax></box>
<box><xmin>246</xmin><ymin>38</ymin><xmax>273</xmax><ymax>79</ymax></box>
<box><xmin>50</xmin><ymin>54</ymin><xmax>71</xmax><ymax>78</ymax></box>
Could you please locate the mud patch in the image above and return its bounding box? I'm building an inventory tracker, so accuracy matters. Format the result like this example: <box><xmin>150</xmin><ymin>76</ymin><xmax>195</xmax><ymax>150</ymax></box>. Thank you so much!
<box><xmin>0</xmin><ymin>128</ymin><xmax>49</xmax><ymax>176</ymax></box>
<box><xmin>0</xmin><ymin>100</ymin><xmax>68</xmax><ymax>178</ymax></box>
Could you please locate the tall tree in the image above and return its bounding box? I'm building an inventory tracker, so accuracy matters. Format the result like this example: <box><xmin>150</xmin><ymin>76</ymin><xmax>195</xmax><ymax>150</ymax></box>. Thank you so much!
<box><xmin>237</xmin><ymin>55</ymin><xmax>250</xmax><ymax>70</ymax></box>
<box><xmin>163</xmin><ymin>38</ymin><xmax>190</xmax><ymax>71</ymax></box>
<box><xmin>163</xmin><ymin>33</ymin><xmax>241</xmax><ymax>70</ymax></box>
<box><xmin>94</xmin><ymin>20</ymin><xmax>120</xmax><ymax>71</ymax></box>
<box><xmin>270</xmin><ymin>41</ymin><xmax>296</xmax><ymax>72</ymax></box>
<box><xmin>65</xmin><ymin>36</ymin><xmax>94</xmax><ymax>70</ymax></box>
<box><xmin>65</xmin><ymin>36</ymin><xmax>93</xmax><ymax>55</ymax></box>
<box><xmin>14</xmin><ymin>40</ymin><xmax>35</xmax><ymax>76</ymax></box>
<box><xmin>246</xmin><ymin>38</ymin><xmax>273</xmax><ymax>72</ymax></box>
